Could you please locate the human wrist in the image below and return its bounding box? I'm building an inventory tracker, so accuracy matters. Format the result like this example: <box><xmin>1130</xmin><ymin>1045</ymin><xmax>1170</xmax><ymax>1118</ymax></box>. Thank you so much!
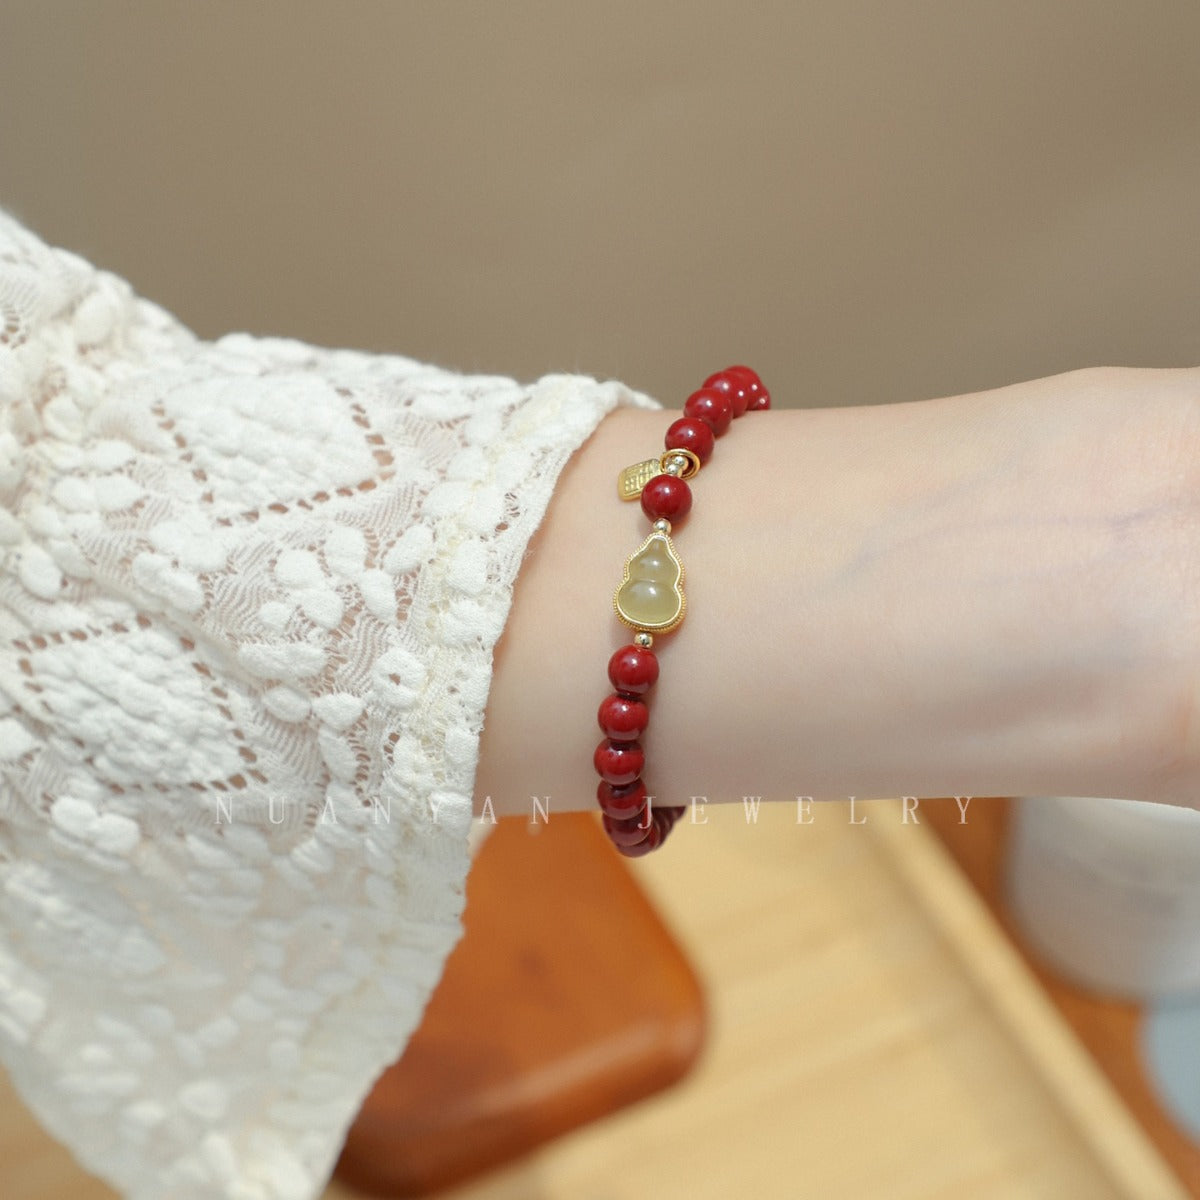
<box><xmin>477</xmin><ymin>368</ymin><xmax>1200</xmax><ymax>817</ymax></box>
<box><xmin>656</xmin><ymin>366</ymin><xmax>1197</xmax><ymax>806</ymax></box>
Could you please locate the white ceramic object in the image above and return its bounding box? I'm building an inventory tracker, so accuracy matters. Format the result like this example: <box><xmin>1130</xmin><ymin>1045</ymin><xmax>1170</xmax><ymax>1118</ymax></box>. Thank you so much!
<box><xmin>1004</xmin><ymin>795</ymin><xmax>1200</xmax><ymax>1000</ymax></box>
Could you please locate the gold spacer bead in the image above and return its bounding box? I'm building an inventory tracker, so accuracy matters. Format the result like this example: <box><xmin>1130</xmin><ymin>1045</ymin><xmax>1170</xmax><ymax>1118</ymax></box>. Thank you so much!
<box><xmin>634</xmin><ymin>631</ymin><xmax>654</xmax><ymax>648</ymax></box>
<box><xmin>652</xmin><ymin>518</ymin><xmax>672</xmax><ymax>534</ymax></box>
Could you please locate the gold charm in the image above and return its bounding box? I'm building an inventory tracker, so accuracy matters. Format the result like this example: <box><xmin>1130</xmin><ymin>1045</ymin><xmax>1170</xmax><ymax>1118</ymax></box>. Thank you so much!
<box><xmin>617</xmin><ymin>458</ymin><xmax>663</xmax><ymax>501</ymax></box>
<box><xmin>613</xmin><ymin>530</ymin><xmax>686</xmax><ymax>634</ymax></box>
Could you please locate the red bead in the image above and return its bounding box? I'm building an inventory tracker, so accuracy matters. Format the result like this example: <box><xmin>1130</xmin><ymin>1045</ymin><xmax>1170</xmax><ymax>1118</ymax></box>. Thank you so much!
<box><xmin>705</xmin><ymin>366</ymin><xmax>770</xmax><ymax>415</ymax></box>
<box><xmin>597</xmin><ymin>778</ymin><xmax>648</xmax><ymax>819</ymax></box>
<box><xmin>643</xmin><ymin>806</ymin><xmax>684</xmax><ymax>851</ymax></box>
<box><xmin>640</xmin><ymin>473</ymin><xmax>692</xmax><ymax>522</ymax></box>
<box><xmin>664</xmin><ymin>416</ymin><xmax>714</xmax><ymax>465</ymax></box>
<box><xmin>615</xmin><ymin>819</ymin><xmax>664</xmax><ymax>857</ymax></box>
<box><xmin>603</xmin><ymin>806</ymin><xmax>654</xmax><ymax>846</ymax></box>
<box><xmin>608</xmin><ymin>645</ymin><xmax>658</xmax><ymax>695</ymax></box>
<box><xmin>708</xmin><ymin>364</ymin><xmax>764</xmax><ymax>392</ymax></box>
<box><xmin>725</xmin><ymin>364</ymin><xmax>762</xmax><ymax>382</ymax></box>
<box><xmin>597</xmin><ymin>693</ymin><xmax>649</xmax><ymax>741</ymax></box>
<box><xmin>683</xmin><ymin>387</ymin><xmax>733</xmax><ymax>436</ymax></box>
<box><xmin>657</xmin><ymin>805</ymin><xmax>686</xmax><ymax>829</ymax></box>
<box><xmin>702</xmin><ymin>370</ymin><xmax>751</xmax><ymax>418</ymax></box>
<box><xmin>732</xmin><ymin>364</ymin><xmax>771</xmax><ymax>411</ymax></box>
<box><xmin>593</xmin><ymin>739</ymin><xmax>644</xmax><ymax>786</ymax></box>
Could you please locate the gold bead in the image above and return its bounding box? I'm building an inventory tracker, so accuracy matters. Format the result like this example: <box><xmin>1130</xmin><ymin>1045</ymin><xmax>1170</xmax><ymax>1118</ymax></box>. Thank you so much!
<box><xmin>634</xmin><ymin>632</ymin><xmax>654</xmax><ymax>648</ymax></box>
<box><xmin>652</xmin><ymin>518</ymin><xmax>672</xmax><ymax>534</ymax></box>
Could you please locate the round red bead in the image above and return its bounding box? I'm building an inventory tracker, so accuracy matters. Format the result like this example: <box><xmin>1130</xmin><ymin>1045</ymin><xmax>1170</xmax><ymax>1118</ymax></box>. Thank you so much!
<box><xmin>597</xmin><ymin>778</ymin><xmax>648</xmax><ymax>819</ymax></box>
<box><xmin>615</xmin><ymin>819</ymin><xmax>664</xmax><ymax>857</ymax></box>
<box><xmin>657</xmin><ymin>804</ymin><xmax>686</xmax><ymax>829</ymax></box>
<box><xmin>711</xmin><ymin>364</ymin><xmax>764</xmax><ymax>391</ymax></box>
<box><xmin>593</xmin><ymin>738</ymin><xmax>644</xmax><ymax>786</ymax></box>
<box><xmin>664</xmin><ymin>416</ymin><xmax>714</xmax><ymax>465</ymax></box>
<box><xmin>640</xmin><ymin>473</ymin><xmax>692</xmax><ymax>522</ymax></box>
<box><xmin>603</xmin><ymin>807</ymin><xmax>654</xmax><ymax>847</ymax></box>
<box><xmin>683</xmin><ymin>387</ymin><xmax>733</xmax><ymax>436</ymax></box>
<box><xmin>702</xmin><ymin>369</ymin><xmax>751</xmax><ymax>418</ymax></box>
<box><xmin>597</xmin><ymin>693</ymin><xmax>649</xmax><ymax>741</ymax></box>
<box><xmin>705</xmin><ymin>366</ymin><xmax>769</xmax><ymax>415</ymax></box>
<box><xmin>733</xmin><ymin>365</ymin><xmax>770</xmax><ymax>410</ymax></box>
<box><xmin>608</xmin><ymin>645</ymin><xmax>658</xmax><ymax>695</ymax></box>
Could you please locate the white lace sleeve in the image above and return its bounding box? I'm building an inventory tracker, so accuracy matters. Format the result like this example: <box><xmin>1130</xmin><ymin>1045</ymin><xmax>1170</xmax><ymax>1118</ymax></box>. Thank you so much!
<box><xmin>0</xmin><ymin>207</ymin><xmax>662</xmax><ymax>1200</ymax></box>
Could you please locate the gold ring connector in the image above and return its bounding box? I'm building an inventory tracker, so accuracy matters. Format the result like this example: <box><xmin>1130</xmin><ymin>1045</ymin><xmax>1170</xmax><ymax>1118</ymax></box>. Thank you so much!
<box><xmin>658</xmin><ymin>448</ymin><xmax>701</xmax><ymax>480</ymax></box>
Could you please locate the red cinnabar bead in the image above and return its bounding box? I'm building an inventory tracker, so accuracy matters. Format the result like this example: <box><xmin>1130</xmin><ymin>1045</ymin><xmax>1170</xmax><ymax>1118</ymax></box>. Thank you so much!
<box><xmin>732</xmin><ymin>365</ymin><xmax>769</xmax><ymax>410</ymax></box>
<box><xmin>725</xmin><ymin>364</ymin><xmax>761</xmax><ymax>383</ymax></box>
<box><xmin>597</xmin><ymin>778</ymin><xmax>648</xmax><ymax>819</ymax></box>
<box><xmin>625</xmin><ymin>806</ymin><xmax>684</xmax><ymax>855</ymax></box>
<box><xmin>602</xmin><ymin>807</ymin><xmax>654</xmax><ymax>846</ymax></box>
<box><xmin>640</xmin><ymin>473</ymin><xmax>692</xmax><ymax>522</ymax></box>
<box><xmin>593</xmin><ymin>739</ymin><xmax>644</xmax><ymax>786</ymax></box>
<box><xmin>616</xmin><ymin>819</ymin><xmax>664</xmax><ymax>857</ymax></box>
<box><xmin>657</xmin><ymin>805</ymin><xmax>686</xmax><ymax>829</ymax></box>
<box><xmin>683</xmin><ymin>387</ymin><xmax>734</xmax><ymax>436</ymax></box>
<box><xmin>597</xmin><ymin>693</ymin><xmax>649</xmax><ymax>741</ymax></box>
<box><xmin>664</xmin><ymin>416</ymin><xmax>715</xmax><ymax>464</ymax></box>
<box><xmin>608</xmin><ymin>645</ymin><xmax>659</xmax><ymax>695</ymax></box>
<box><xmin>704</xmin><ymin>366</ymin><xmax>770</xmax><ymax>414</ymax></box>
<box><xmin>703</xmin><ymin>369</ymin><xmax>751</xmax><ymax>418</ymax></box>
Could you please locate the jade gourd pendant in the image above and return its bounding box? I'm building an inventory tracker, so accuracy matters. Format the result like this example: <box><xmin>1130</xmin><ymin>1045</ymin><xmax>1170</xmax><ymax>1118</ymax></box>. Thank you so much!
<box><xmin>613</xmin><ymin>530</ymin><xmax>686</xmax><ymax>634</ymax></box>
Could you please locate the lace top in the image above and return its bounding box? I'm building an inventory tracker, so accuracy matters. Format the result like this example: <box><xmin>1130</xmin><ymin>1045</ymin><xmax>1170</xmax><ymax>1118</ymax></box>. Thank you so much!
<box><xmin>0</xmin><ymin>207</ymin><xmax>662</xmax><ymax>1199</ymax></box>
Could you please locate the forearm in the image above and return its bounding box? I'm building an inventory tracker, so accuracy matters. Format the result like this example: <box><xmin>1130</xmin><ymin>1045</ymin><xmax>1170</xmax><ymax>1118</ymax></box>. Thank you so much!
<box><xmin>476</xmin><ymin>367</ymin><xmax>1200</xmax><ymax>816</ymax></box>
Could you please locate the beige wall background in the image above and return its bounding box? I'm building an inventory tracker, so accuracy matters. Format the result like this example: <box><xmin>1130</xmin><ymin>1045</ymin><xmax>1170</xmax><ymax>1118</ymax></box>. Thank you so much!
<box><xmin>1</xmin><ymin>1</ymin><xmax>1198</xmax><ymax>410</ymax></box>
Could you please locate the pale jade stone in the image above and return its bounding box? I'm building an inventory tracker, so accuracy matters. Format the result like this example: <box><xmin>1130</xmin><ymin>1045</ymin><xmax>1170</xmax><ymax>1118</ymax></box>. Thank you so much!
<box><xmin>615</xmin><ymin>533</ymin><xmax>685</xmax><ymax>630</ymax></box>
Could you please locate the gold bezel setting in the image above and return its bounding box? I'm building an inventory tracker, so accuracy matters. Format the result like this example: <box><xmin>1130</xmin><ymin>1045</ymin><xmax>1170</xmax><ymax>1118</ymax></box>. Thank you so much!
<box><xmin>612</xmin><ymin>530</ymin><xmax>687</xmax><ymax>634</ymax></box>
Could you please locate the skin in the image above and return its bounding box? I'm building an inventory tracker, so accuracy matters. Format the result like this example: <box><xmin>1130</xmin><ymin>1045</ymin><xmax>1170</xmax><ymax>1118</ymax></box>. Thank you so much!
<box><xmin>475</xmin><ymin>366</ymin><xmax>1200</xmax><ymax>820</ymax></box>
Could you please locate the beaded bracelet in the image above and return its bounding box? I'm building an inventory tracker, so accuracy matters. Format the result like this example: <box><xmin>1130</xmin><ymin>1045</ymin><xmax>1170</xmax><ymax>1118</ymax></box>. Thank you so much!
<box><xmin>593</xmin><ymin>366</ymin><xmax>771</xmax><ymax>856</ymax></box>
